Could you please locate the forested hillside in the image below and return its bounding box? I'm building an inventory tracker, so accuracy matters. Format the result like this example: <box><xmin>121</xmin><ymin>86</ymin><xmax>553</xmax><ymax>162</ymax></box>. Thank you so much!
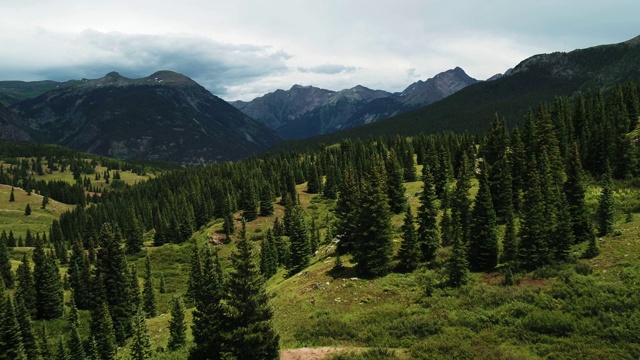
<box><xmin>1</xmin><ymin>78</ymin><xmax>640</xmax><ymax>359</ymax></box>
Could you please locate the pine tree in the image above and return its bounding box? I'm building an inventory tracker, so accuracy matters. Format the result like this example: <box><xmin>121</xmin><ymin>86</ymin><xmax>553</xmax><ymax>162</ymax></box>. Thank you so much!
<box><xmin>501</xmin><ymin>203</ymin><xmax>518</xmax><ymax>266</ymax></box>
<box><xmin>127</xmin><ymin>265</ymin><xmax>141</xmax><ymax>319</ymax></box>
<box><xmin>417</xmin><ymin>166</ymin><xmax>440</xmax><ymax>261</ymax></box>
<box><xmin>185</xmin><ymin>244</ymin><xmax>202</xmax><ymax>305</ymax></box>
<box><xmin>385</xmin><ymin>150</ymin><xmax>406</xmax><ymax>214</ymax></box>
<box><xmin>24</xmin><ymin>204</ymin><xmax>31</xmax><ymax>216</ymax></box>
<box><xmin>306</xmin><ymin>163</ymin><xmax>321</xmax><ymax>194</ymax></box>
<box><xmin>90</xmin><ymin>301</ymin><xmax>116</xmax><ymax>360</ymax></box>
<box><xmin>189</xmin><ymin>246</ymin><xmax>225</xmax><ymax>360</ymax></box>
<box><xmin>286</xmin><ymin>206</ymin><xmax>311</xmax><ymax>275</ymax></box>
<box><xmin>259</xmin><ymin>185</ymin><xmax>275</xmax><ymax>217</ymax></box>
<box><xmin>224</xmin><ymin>216</ymin><xmax>280</xmax><ymax>360</ymax></box>
<box><xmin>564</xmin><ymin>144</ymin><xmax>596</xmax><ymax>243</ymax></box>
<box><xmin>68</xmin><ymin>324</ymin><xmax>86</xmax><ymax>360</ymax></box>
<box><xmin>68</xmin><ymin>241</ymin><xmax>91</xmax><ymax>310</ymax></box>
<box><xmin>56</xmin><ymin>336</ymin><xmax>69</xmax><ymax>360</ymax></box>
<box><xmin>124</xmin><ymin>212</ymin><xmax>144</xmax><ymax>255</ymax></box>
<box><xmin>159</xmin><ymin>272</ymin><xmax>166</xmax><ymax>294</ymax></box>
<box><xmin>15</xmin><ymin>297</ymin><xmax>39</xmax><ymax>360</ymax></box>
<box><xmin>352</xmin><ymin>164</ymin><xmax>393</xmax><ymax>277</ymax></box>
<box><xmin>142</xmin><ymin>254</ymin><xmax>156</xmax><ymax>318</ymax></box>
<box><xmin>130</xmin><ymin>307</ymin><xmax>152</xmax><ymax>360</ymax></box>
<box><xmin>447</xmin><ymin>234</ymin><xmax>469</xmax><ymax>288</ymax></box>
<box><xmin>2</xmin><ymin>296</ymin><xmax>27</xmax><ymax>360</ymax></box>
<box><xmin>167</xmin><ymin>295</ymin><xmax>186</xmax><ymax>351</ymax></box>
<box><xmin>396</xmin><ymin>205</ymin><xmax>420</xmax><ymax>273</ymax></box>
<box><xmin>553</xmin><ymin>193</ymin><xmax>575</xmax><ymax>262</ymax></box>
<box><xmin>451</xmin><ymin>156</ymin><xmax>472</xmax><ymax>247</ymax></box>
<box><xmin>597</xmin><ymin>161</ymin><xmax>615</xmax><ymax>236</ymax></box>
<box><xmin>468</xmin><ymin>161</ymin><xmax>499</xmax><ymax>272</ymax></box>
<box><xmin>41</xmin><ymin>195</ymin><xmax>49</xmax><ymax>209</ymax></box>
<box><xmin>67</xmin><ymin>296</ymin><xmax>79</xmax><ymax>329</ymax></box>
<box><xmin>240</xmin><ymin>182</ymin><xmax>259</xmax><ymax>222</ymax></box>
<box><xmin>260</xmin><ymin>230</ymin><xmax>278</xmax><ymax>279</ymax></box>
<box><xmin>86</xmin><ymin>337</ymin><xmax>98</xmax><ymax>360</ymax></box>
<box><xmin>9</xmin><ymin>187</ymin><xmax>15</xmax><ymax>202</ymax></box>
<box><xmin>38</xmin><ymin>322</ymin><xmax>52</xmax><ymax>360</ymax></box>
<box><xmin>518</xmin><ymin>160</ymin><xmax>549</xmax><ymax>270</ymax></box>
<box><xmin>94</xmin><ymin>223</ymin><xmax>132</xmax><ymax>344</ymax></box>
<box><xmin>334</xmin><ymin>169</ymin><xmax>359</xmax><ymax>254</ymax></box>
<box><xmin>0</xmin><ymin>232</ymin><xmax>13</xmax><ymax>288</ymax></box>
<box><xmin>33</xmin><ymin>240</ymin><xmax>64</xmax><ymax>320</ymax></box>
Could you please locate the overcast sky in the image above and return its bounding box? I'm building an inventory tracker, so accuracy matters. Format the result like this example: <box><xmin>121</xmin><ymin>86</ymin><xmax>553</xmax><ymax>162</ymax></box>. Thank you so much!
<box><xmin>0</xmin><ymin>1</ymin><xmax>637</xmax><ymax>101</ymax></box>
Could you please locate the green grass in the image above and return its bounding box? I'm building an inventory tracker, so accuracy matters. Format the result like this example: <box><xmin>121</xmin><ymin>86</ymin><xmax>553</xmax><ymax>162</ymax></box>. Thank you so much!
<box><xmin>0</xmin><ymin>184</ymin><xmax>72</xmax><ymax>238</ymax></box>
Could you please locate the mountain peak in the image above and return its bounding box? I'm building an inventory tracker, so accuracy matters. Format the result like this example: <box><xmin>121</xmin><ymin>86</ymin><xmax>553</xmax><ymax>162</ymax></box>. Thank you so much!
<box><xmin>145</xmin><ymin>70</ymin><xmax>196</xmax><ymax>85</ymax></box>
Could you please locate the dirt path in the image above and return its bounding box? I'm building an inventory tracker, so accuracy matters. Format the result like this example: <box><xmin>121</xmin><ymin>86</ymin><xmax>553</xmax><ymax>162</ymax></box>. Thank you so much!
<box><xmin>280</xmin><ymin>347</ymin><xmax>346</xmax><ymax>360</ymax></box>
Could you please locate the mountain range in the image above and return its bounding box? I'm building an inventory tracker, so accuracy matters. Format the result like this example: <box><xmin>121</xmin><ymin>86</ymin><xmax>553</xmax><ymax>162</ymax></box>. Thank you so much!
<box><xmin>232</xmin><ymin>66</ymin><xmax>479</xmax><ymax>139</ymax></box>
<box><xmin>1</xmin><ymin>36</ymin><xmax>639</xmax><ymax>163</ymax></box>
<box><xmin>1</xmin><ymin>71</ymin><xmax>281</xmax><ymax>165</ymax></box>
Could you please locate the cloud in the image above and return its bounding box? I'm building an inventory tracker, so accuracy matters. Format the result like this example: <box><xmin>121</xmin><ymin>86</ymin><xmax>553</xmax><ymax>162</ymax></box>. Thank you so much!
<box><xmin>0</xmin><ymin>29</ymin><xmax>292</xmax><ymax>98</ymax></box>
<box><xmin>297</xmin><ymin>64</ymin><xmax>359</xmax><ymax>75</ymax></box>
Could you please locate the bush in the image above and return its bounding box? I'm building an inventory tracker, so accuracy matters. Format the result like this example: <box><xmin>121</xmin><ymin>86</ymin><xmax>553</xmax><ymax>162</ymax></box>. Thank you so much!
<box><xmin>522</xmin><ymin>309</ymin><xmax>575</xmax><ymax>336</ymax></box>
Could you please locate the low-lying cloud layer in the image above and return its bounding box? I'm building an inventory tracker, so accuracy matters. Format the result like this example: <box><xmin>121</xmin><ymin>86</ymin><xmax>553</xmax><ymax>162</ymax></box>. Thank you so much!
<box><xmin>0</xmin><ymin>0</ymin><xmax>637</xmax><ymax>101</ymax></box>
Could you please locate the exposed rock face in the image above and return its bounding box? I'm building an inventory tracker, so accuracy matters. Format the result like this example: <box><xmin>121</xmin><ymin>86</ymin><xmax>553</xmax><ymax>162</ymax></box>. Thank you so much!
<box><xmin>233</xmin><ymin>67</ymin><xmax>478</xmax><ymax>139</ymax></box>
<box><xmin>10</xmin><ymin>71</ymin><xmax>281</xmax><ymax>165</ymax></box>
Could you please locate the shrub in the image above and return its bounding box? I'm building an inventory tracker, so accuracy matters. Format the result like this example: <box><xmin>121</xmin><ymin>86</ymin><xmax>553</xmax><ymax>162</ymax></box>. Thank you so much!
<box><xmin>522</xmin><ymin>309</ymin><xmax>575</xmax><ymax>336</ymax></box>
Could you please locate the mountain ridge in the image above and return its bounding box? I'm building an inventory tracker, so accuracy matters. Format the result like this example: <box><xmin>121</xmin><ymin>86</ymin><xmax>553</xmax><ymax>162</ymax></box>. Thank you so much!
<box><xmin>234</xmin><ymin>67</ymin><xmax>478</xmax><ymax>139</ymax></box>
<box><xmin>7</xmin><ymin>71</ymin><xmax>281</xmax><ymax>165</ymax></box>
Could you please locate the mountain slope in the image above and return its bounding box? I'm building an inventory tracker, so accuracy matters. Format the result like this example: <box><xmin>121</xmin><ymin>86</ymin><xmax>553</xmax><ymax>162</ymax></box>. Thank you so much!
<box><xmin>0</xmin><ymin>80</ymin><xmax>61</xmax><ymax>106</ymax></box>
<box><xmin>0</xmin><ymin>102</ymin><xmax>32</xmax><ymax>142</ymax></box>
<box><xmin>11</xmin><ymin>71</ymin><xmax>281</xmax><ymax>165</ymax></box>
<box><xmin>274</xmin><ymin>36</ymin><xmax>640</xmax><ymax>151</ymax></box>
<box><xmin>234</xmin><ymin>67</ymin><xmax>478</xmax><ymax>139</ymax></box>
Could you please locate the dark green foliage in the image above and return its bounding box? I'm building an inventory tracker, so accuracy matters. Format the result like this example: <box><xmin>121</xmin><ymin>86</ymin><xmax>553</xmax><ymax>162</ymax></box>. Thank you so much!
<box><xmin>417</xmin><ymin>166</ymin><xmax>440</xmax><ymax>261</ymax></box>
<box><xmin>90</xmin><ymin>301</ymin><xmax>116</xmax><ymax>360</ymax></box>
<box><xmin>94</xmin><ymin>222</ymin><xmax>133</xmax><ymax>344</ymax></box>
<box><xmin>127</xmin><ymin>265</ymin><xmax>141</xmax><ymax>318</ymax></box>
<box><xmin>501</xmin><ymin>204</ymin><xmax>518</xmax><ymax>266</ymax></box>
<box><xmin>56</xmin><ymin>336</ymin><xmax>69</xmax><ymax>360</ymax></box>
<box><xmin>385</xmin><ymin>150</ymin><xmax>406</xmax><ymax>214</ymax></box>
<box><xmin>468</xmin><ymin>161</ymin><xmax>499</xmax><ymax>272</ymax></box>
<box><xmin>240</xmin><ymin>182</ymin><xmax>259</xmax><ymax>222</ymax></box>
<box><xmin>352</xmin><ymin>164</ymin><xmax>393</xmax><ymax>277</ymax></box>
<box><xmin>224</xmin><ymin>218</ymin><xmax>280</xmax><ymax>360</ymax></box>
<box><xmin>553</xmin><ymin>194</ymin><xmax>575</xmax><ymax>262</ymax></box>
<box><xmin>167</xmin><ymin>295</ymin><xmax>186</xmax><ymax>351</ymax></box>
<box><xmin>396</xmin><ymin>206</ymin><xmax>420</xmax><ymax>273</ymax></box>
<box><xmin>142</xmin><ymin>254</ymin><xmax>156</xmax><ymax>318</ymax></box>
<box><xmin>68</xmin><ymin>241</ymin><xmax>91</xmax><ymax>310</ymax></box>
<box><xmin>286</xmin><ymin>205</ymin><xmax>311</xmax><ymax>275</ymax></box>
<box><xmin>15</xmin><ymin>298</ymin><xmax>38</xmax><ymax>360</ymax></box>
<box><xmin>67</xmin><ymin>296</ymin><xmax>79</xmax><ymax>329</ymax></box>
<box><xmin>68</xmin><ymin>324</ymin><xmax>86</xmax><ymax>360</ymax></box>
<box><xmin>518</xmin><ymin>160</ymin><xmax>550</xmax><ymax>270</ymax></box>
<box><xmin>190</xmin><ymin>246</ymin><xmax>225</xmax><ymax>360</ymax></box>
<box><xmin>447</xmin><ymin>233</ymin><xmax>469</xmax><ymax>288</ymax></box>
<box><xmin>260</xmin><ymin>229</ymin><xmax>278</xmax><ymax>279</ymax></box>
<box><xmin>597</xmin><ymin>162</ymin><xmax>615</xmax><ymax>236</ymax></box>
<box><xmin>2</xmin><ymin>297</ymin><xmax>27</xmax><ymax>360</ymax></box>
<box><xmin>41</xmin><ymin>195</ymin><xmax>49</xmax><ymax>209</ymax></box>
<box><xmin>39</xmin><ymin>323</ymin><xmax>52</xmax><ymax>360</ymax></box>
<box><xmin>0</xmin><ymin>232</ymin><xmax>12</xmax><ymax>289</ymax></box>
<box><xmin>335</xmin><ymin>170</ymin><xmax>359</xmax><ymax>255</ymax></box>
<box><xmin>564</xmin><ymin>144</ymin><xmax>595</xmax><ymax>243</ymax></box>
<box><xmin>33</xmin><ymin>237</ymin><xmax>64</xmax><ymax>319</ymax></box>
<box><xmin>185</xmin><ymin>245</ymin><xmax>202</xmax><ymax>305</ymax></box>
<box><xmin>9</xmin><ymin>187</ymin><xmax>15</xmax><ymax>202</ymax></box>
<box><xmin>451</xmin><ymin>156</ymin><xmax>472</xmax><ymax>247</ymax></box>
<box><xmin>159</xmin><ymin>272</ymin><xmax>166</xmax><ymax>294</ymax></box>
<box><xmin>306</xmin><ymin>163</ymin><xmax>321</xmax><ymax>194</ymax></box>
<box><xmin>259</xmin><ymin>185</ymin><xmax>275</xmax><ymax>217</ymax></box>
<box><xmin>124</xmin><ymin>211</ymin><xmax>144</xmax><ymax>255</ymax></box>
<box><xmin>24</xmin><ymin>204</ymin><xmax>31</xmax><ymax>216</ymax></box>
<box><xmin>130</xmin><ymin>307</ymin><xmax>152</xmax><ymax>360</ymax></box>
<box><xmin>583</xmin><ymin>235</ymin><xmax>600</xmax><ymax>259</ymax></box>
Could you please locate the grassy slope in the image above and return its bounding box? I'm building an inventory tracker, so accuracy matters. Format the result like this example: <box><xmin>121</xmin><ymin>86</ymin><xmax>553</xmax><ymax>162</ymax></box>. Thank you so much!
<box><xmin>0</xmin><ymin>183</ymin><xmax>72</xmax><ymax>238</ymax></box>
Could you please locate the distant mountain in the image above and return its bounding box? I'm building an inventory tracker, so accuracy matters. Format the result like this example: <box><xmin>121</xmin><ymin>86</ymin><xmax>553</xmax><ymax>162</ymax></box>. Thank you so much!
<box><xmin>0</xmin><ymin>80</ymin><xmax>61</xmax><ymax>106</ymax></box>
<box><xmin>9</xmin><ymin>71</ymin><xmax>281</xmax><ymax>165</ymax></box>
<box><xmin>274</xmin><ymin>36</ymin><xmax>640</xmax><ymax>151</ymax></box>
<box><xmin>233</xmin><ymin>67</ymin><xmax>478</xmax><ymax>139</ymax></box>
<box><xmin>0</xmin><ymin>102</ymin><xmax>32</xmax><ymax>142</ymax></box>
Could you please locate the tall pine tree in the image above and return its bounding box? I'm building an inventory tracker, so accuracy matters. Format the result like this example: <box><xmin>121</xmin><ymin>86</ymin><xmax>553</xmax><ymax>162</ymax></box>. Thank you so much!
<box><xmin>468</xmin><ymin>161</ymin><xmax>499</xmax><ymax>272</ymax></box>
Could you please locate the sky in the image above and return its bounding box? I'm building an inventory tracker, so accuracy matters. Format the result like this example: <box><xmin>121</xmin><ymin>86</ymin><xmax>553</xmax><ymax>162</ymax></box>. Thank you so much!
<box><xmin>0</xmin><ymin>1</ymin><xmax>638</xmax><ymax>101</ymax></box>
